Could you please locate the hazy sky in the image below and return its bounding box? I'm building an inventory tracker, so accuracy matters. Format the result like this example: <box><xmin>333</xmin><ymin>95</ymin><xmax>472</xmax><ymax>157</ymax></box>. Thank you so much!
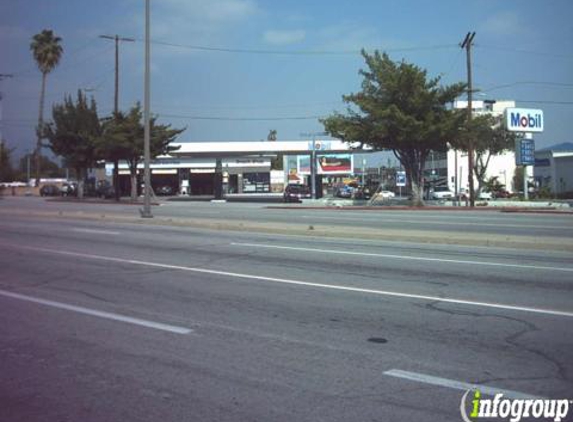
<box><xmin>1</xmin><ymin>0</ymin><xmax>572</xmax><ymax>159</ymax></box>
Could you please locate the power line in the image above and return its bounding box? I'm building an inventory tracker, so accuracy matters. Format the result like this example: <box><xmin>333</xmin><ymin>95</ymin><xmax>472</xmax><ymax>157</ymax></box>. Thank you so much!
<box><xmin>146</xmin><ymin>100</ymin><xmax>342</xmax><ymax>112</ymax></box>
<box><xmin>158</xmin><ymin>113</ymin><xmax>324</xmax><ymax>121</ymax></box>
<box><xmin>475</xmin><ymin>45</ymin><xmax>573</xmax><ymax>60</ymax></box>
<box><xmin>8</xmin><ymin>38</ymin><xmax>110</xmax><ymax>77</ymax></box>
<box><xmin>481</xmin><ymin>81</ymin><xmax>573</xmax><ymax>93</ymax></box>
<box><xmin>134</xmin><ymin>38</ymin><xmax>458</xmax><ymax>56</ymax></box>
<box><xmin>514</xmin><ymin>99</ymin><xmax>573</xmax><ymax>105</ymax></box>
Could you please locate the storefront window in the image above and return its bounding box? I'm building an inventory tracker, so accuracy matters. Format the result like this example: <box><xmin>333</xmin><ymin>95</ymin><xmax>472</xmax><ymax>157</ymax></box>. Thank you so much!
<box><xmin>242</xmin><ymin>172</ymin><xmax>270</xmax><ymax>193</ymax></box>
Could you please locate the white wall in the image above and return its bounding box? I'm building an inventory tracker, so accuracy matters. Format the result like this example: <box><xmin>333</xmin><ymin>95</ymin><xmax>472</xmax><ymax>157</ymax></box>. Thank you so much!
<box><xmin>447</xmin><ymin>149</ymin><xmax>516</xmax><ymax>193</ymax></box>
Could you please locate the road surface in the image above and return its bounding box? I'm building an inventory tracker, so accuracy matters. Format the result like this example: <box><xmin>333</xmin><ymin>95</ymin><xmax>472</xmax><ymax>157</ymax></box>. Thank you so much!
<box><xmin>1</xmin><ymin>197</ymin><xmax>572</xmax><ymax>421</ymax></box>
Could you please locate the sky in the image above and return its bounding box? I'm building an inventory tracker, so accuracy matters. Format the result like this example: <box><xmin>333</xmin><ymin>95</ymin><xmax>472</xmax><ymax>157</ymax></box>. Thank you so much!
<box><xmin>1</xmin><ymin>0</ymin><xmax>572</xmax><ymax>164</ymax></box>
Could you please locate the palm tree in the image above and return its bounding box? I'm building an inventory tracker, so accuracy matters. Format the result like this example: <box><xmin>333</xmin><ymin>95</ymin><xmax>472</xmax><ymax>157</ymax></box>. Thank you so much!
<box><xmin>30</xmin><ymin>29</ymin><xmax>63</xmax><ymax>186</ymax></box>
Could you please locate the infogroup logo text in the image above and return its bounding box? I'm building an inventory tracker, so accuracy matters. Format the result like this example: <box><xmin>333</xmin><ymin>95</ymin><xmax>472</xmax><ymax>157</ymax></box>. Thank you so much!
<box><xmin>460</xmin><ymin>390</ymin><xmax>571</xmax><ymax>422</ymax></box>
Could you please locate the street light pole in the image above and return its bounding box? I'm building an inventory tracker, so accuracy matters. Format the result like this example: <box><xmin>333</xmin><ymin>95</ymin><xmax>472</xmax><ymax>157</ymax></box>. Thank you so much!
<box><xmin>141</xmin><ymin>0</ymin><xmax>153</xmax><ymax>218</ymax></box>
<box><xmin>300</xmin><ymin>131</ymin><xmax>327</xmax><ymax>200</ymax></box>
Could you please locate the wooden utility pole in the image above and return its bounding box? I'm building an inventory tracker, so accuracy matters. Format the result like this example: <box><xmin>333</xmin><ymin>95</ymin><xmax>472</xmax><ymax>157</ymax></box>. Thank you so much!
<box><xmin>99</xmin><ymin>34</ymin><xmax>134</xmax><ymax>201</ymax></box>
<box><xmin>461</xmin><ymin>32</ymin><xmax>476</xmax><ymax>207</ymax></box>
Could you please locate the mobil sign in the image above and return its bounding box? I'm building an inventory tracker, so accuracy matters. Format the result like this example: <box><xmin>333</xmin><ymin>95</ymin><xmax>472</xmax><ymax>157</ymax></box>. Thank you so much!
<box><xmin>505</xmin><ymin>108</ymin><xmax>544</xmax><ymax>133</ymax></box>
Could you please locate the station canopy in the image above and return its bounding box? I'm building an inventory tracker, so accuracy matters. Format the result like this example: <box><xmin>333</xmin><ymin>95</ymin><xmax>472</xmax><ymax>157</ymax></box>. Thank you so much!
<box><xmin>169</xmin><ymin>140</ymin><xmax>370</xmax><ymax>158</ymax></box>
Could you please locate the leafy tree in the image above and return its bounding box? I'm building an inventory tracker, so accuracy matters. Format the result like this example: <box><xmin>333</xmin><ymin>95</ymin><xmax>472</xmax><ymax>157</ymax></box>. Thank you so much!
<box><xmin>44</xmin><ymin>91</ymin><xmax>101</xmax><ymax>198</ymax></box>
<box><xmin>321</xmin><ymin>51</ymin><xmax>465</xmax><ymax>206</ymax></box>
<box><xmin>18</xmin><ymin>152</ymin><xmax>66</xmax><ymax>179</ymax></box>
<box><xmin>30</xmin><ymin>29</ymin><xmax>63</xmax><ymax>186</ymax></box>
<box><xmin>96</xmin><ymin>113</ymin><xmax>130</xmax><ymax>201</ymax></box>
<box><xmin>99</xmin><ymin>103</ymin><xmax>184</xmax><ymax>200</ymax></box>
<box><xmin>483</xmin><ymin>176</ymin><xmax>505</xmax><ymax>195</ymax></box>
<box><xmin>0</xmin><ymin>141</ymin><xmax>16</xmax><ymax>182</ymax></box>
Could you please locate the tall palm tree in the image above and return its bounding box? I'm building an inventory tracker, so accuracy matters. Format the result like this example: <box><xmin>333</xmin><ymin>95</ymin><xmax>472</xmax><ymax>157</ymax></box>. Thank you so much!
<box><xmin>30</xmin><ymin>29</ymin><xmax>63</xmax><ymax>186</ymax></box>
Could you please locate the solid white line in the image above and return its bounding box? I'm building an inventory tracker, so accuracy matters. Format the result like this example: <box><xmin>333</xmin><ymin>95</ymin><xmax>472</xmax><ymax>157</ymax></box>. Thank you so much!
<box><xmin>301</xmin><ymin>215</ymin><xmax>565</xmax><ymax>230</ymax></box>
<box><xmin>230</xmin><ymin>242</ymin><xmax>573</xmax><ymax>273</ymax></box>
<box><xmin>0</xmin><ymin>290</ymin><xmax>192</xmax><ymax>335</ymax></box>
<box><xmin>5</xmin><ymin>244</ymin><xmax>573</xmax><ymax>319</ymax></box>
<box><xmin>72</xmin><ymin>228</ymin><xmax>120</xmax><ymax>235</ymax></box>
<box><xmin>383</xmin><ymin>369</ymin><xmax>542</xmax><ymax>400</ymax></box>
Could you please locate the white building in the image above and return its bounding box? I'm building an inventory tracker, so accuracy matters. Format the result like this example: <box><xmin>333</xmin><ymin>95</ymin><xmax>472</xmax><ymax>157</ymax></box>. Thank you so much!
<box><xmin>443</xmin><ymin>99</ymin><xmax>517</xmax><ymax>193</ymax></box>
<box><xmin>534</xmin><ymin>143</ymin><xmax>573</xmax><ymax>195</ymax></box>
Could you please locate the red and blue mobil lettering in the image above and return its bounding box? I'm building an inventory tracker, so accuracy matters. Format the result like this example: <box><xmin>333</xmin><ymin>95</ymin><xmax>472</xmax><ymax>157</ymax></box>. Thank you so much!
<box><xmin>506</xmin><ymin>108</ymin><xmax>544</xmax><ymax>132</ymax></box>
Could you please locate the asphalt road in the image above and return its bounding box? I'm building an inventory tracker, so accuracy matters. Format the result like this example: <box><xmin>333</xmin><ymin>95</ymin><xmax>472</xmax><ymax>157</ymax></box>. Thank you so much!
<box><xmin>1</xmin><ymin>197</ymin><xmax>572</xmax><ymax>421</ymax></box>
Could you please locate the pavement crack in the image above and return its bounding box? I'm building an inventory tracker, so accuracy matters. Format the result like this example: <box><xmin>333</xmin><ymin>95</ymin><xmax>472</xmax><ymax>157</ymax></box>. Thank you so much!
<box><xmin>424</xmin><ymin>301</ymin><xmax>570</xmax><ymax>382</ymax></box>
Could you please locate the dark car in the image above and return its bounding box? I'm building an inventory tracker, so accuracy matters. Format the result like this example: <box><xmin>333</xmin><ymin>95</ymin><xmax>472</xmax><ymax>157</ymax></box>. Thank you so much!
<box><xmin>333</xmin><ymin>184</ymin><xmax>353</xmax><ymax>198</ymax></box>
<box><xmin>156</xmin><ymin>185</ymin><xmax>174</xmax><ymax>196</ymax></box>
<box><xmin>40</xmin><ymin>184</ymin><xmax>60</xmax><ymax>197</ymax></box>
<box><xmin>283</xmin><ymin>184</ymin><xmax>311</xmax><ymax>202</ymax></box>
<box><xmin>353</xmin><ymin>185</ymin><xmax>372</xmax><ymax>200</ymax></box>
<box><xmin>493</xmin><ymin>190</ymin><xmax>511</xmax><ymax>199</ymax></box>
<box><xmin>95</xmin><ymin>180</ymin><xmax>115</xmax><ymax>199</ymax></box>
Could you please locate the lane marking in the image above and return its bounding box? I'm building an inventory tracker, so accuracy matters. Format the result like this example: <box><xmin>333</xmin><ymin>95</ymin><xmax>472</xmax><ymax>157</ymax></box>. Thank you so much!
<box><xmin>72</xmin><ymin>228</ymin><xmax>120</xmax><ymax>235</ymax></box>
<box><xmin>230</xmin><ymin>242</ymin><xmax>573</xmax><ymax>273</ymax></box>
<box><xmin>0</xmin><ymin>290</ymin><xmax>192</xmax><ymax>335</ymax></box>
<box><xmin>4</xmin><ymin>244</ymin><xmax>573</xmax><ymax>319</ymax></box>
<box><xmin>384</xmin><ymin>369</ymin><xmax>542</xmax><ymax>400</ymax></box>
<box><xmin>300</xmin><ymin>215</ymin><xmax>568</xmax><ymax>230</ymax></box>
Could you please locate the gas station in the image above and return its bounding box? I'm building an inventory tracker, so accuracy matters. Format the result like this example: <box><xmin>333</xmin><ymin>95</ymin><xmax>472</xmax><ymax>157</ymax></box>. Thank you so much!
<box><xmin>106</xmin><ymin>139</ymin><xmax>367</xmax><ymax>198</ymax></box>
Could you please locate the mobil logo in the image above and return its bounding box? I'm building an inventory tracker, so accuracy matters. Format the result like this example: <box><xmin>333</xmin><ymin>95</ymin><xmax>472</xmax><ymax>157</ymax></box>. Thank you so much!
<box><xmin>505</xmin><ymin>108</ymin><xmax>544</xmax><ymax>132</ymax></box>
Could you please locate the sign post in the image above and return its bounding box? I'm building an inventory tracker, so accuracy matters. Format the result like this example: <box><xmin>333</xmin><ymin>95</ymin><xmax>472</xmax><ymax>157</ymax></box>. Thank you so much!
<box><xmin>396</xmin><ymin>171</ymin><xmax>406</xmax><ymax>198</ymax></box>
<box><xmin>505</xmin><ymin>108</ymin><xmax>543</xmax><ymax>200</ymax></box>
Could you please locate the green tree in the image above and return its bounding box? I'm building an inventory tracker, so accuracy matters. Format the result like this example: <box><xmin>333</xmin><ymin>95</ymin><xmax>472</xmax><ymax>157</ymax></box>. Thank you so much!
<box><xmin>18</xmin><ymin>152</ymin><xmax>65</xmax><ymax>180</ymax></box>
<box><xmin>0</xmin><ymin>141</ymin><xmax>16</xmax><ymax>182</ymax></box>
<box><xmin>96</xmin><ymin>113</ymin><xmax>130</xmax><ymax>201</ymax></box>
<box><xmin>44</xmin><ymin>91</ymin><xmax>101</xmax><ymax>198</ymax></box>
<box><xmin>321</xmin><ymin>51</ymin><xmax>465</xmax><ymax>206</ymax></box>
<box><xmin>30</xmin><ymin>29</ymin><xmax>63</xmax><ymax>186</ymax></box>
<box><xmin>483</xmin><ymin>176</ymin><xmax>505</xmax><ymax>195</ymax></box>
<box><xmin>99</xmin><ymin>103</ymin><xmax>184</xmax><ymax>200</ymax></box>
<box><xmin>267</xmin><ymin>129</ymin><xmax>277</xmax><ymax>141</ymax></box>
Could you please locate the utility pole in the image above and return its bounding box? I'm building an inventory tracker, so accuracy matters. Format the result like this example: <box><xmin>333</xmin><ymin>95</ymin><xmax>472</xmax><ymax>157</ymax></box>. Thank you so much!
<box><xmin>99</xmin><ymin>34</ymin><xmax>134</xmax><ymax>201</ymax></box>
<box><xmin>99</xmin><ymin>35</ymin><xmax>134</xmax><ymax>114</ymax></box>
<box><xmin>461</xmin><ymin>32</ymin><xmax>476</xmax><ymax>207</ymax></box>
<box><xmin>141</xmin><ymin>0</ymin><xmax>153</xmax><ymax>218</ymax></box>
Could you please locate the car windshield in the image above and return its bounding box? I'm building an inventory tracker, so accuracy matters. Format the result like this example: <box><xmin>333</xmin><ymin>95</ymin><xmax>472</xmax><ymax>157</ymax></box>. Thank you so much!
<box><xmin>434</xmin><ymin>187</ymin><xmax>450</xmax><ymax>192</ymax></box>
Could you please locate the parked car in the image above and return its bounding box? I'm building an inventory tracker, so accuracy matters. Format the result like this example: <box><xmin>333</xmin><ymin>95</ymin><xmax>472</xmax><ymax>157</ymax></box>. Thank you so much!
<box><xmin>95</xmin><ymin>180</ymin><xmax>115</xmax><ymax>199</ymax></box>
<box><xmin>430</xmin><ymin>186</ymin><xmax>454</xmax><ymax>200</ymax></box>
<box><xmin>493</xmin><ymin>190</ymin><xmax>511</xmax><ymax>199</ymax></box>
<box><xmin>60</xmin><ymin>182</ymin><xmax>77</xmax><ymax>197</ymax></box>
<box><xmin>283</xmin><ymin>184</ymin><xmax>311</xmax><ymax>202</ymax></box>
<box><xmin>333</xmin><ymin>184</ymin><xmax>354</xmax><ymax>198</ymax></box>
<box><xmin>477</xmin><ymin>190</ymin><xmax>492</xmax><ymax>200</ymax></box>
<box><xmin>378</xmin><ymin>190</ymin><xmax>396</xmax><ymax>199</ymax></box>
<box><xmin>40</xmin><ymin>184</ymin><xmax>60</xmax><ymax>197</ymax></box>
<box><xmin>156</xmin><ymin>185</ymin><xmax>174</xmax><ymax>196</ymax></box>
<box><xmin>353</xmin><ymin>185</ymin><xmax>372</xmax><ymax>200</ymax></box>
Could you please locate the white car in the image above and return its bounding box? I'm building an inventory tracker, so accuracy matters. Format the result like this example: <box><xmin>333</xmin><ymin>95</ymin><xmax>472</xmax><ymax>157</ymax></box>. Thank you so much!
<box><xmin>374</xmin><ymin>190</ymin><xmax>396</xmax><ymax>199</ymax></box>
<box><xmin>477</xmin><ymin>191</ymin><xmax>492</xmax><ymax>200</ymax></box>
<box><xmin>430</xmin><ymin>186</ymin><xmax>453</xmax><ymax>200</ymax></box>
